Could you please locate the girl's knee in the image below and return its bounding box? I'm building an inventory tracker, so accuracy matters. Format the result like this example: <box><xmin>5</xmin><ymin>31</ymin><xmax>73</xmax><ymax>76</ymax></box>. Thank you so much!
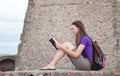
<box><xmin>63</xmin><ymin>42</ymin><xmax>71</xmax><ymax>46</ymax></box>
<box><xmin>62</xmin><ymin>42</ymin><xmax>74</xmax><ymax>50</ymax></box>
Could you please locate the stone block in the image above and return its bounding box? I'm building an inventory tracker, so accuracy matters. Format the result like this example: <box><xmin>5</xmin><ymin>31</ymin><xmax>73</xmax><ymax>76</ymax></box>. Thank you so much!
<box><xmin>16</xmin><ymin>0</ymin><xmax>120</xmax><ymax>70</ymax></box>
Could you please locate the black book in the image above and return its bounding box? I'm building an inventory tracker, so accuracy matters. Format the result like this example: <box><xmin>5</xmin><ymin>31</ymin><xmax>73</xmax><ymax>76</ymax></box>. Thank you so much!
<box><xmin>49</xmin><ymin>38</ymin><xmax>58</xmax><ymax>50</ymax></box>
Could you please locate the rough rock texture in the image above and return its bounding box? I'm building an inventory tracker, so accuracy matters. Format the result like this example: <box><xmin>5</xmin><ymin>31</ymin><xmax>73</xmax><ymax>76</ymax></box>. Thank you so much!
<box><xmin>0</xmin><ymin>55</ymin><xmax>16</xmax><ymax>71</ymax></box>
<box><xmin>16</xmin><ymin>0</ymin><xmax>120</xmax><ymax>70</ymax></box>
<box><xmin>0</xmin><ymin>69</ymin><xmax>120</xmax><ymax>76</ymax></box>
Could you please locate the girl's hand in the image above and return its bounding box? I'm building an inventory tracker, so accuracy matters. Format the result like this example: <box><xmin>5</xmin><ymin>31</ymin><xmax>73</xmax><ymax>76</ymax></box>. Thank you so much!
<box><xmin>55</xmin><ymin>42</ymin><xmax>63</xmax><ymax>49</ymax></box>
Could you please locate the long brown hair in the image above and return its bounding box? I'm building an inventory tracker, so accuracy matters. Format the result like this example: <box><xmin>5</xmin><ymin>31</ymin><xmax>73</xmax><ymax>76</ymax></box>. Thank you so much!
<box><xmin>72</xmin><ymin>21</ymin><xmax>88</xmax><ymax>46</ymax></box>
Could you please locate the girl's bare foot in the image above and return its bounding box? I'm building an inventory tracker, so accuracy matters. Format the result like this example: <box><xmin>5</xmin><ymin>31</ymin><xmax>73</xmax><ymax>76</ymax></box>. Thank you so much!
<box><xmin>40</xmin><ymin>65</ymin><xmax>56</xmax><ymax>70</ymax></box>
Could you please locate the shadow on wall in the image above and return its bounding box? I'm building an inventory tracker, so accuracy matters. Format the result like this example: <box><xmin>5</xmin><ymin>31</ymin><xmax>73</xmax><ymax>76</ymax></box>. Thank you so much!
<box><xmin>0</xmin><ymin>55</ymin><xmax>16</xmax><ymax>72</ymax></box>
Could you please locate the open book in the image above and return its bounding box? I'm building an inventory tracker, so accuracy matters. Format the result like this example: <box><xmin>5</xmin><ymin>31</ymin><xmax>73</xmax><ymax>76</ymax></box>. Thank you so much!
<box><xmin>49</xmin><ymin>38</ymin><xmax>58</xmax><ymax>50</ymax></box>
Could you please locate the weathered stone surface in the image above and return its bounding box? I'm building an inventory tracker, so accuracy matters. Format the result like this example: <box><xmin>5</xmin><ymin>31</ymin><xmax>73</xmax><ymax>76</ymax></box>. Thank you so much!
<box><xmin>0</xmin><ymin>69</ymin><xmax>120</xmax><ymax>76</ymax></box>
<box><xmin>16</xmin><ymin>0</ymin><xmax>120</xmax><ymax>70</ymax></box>
<box><xmin>0</xmin><ymin>55</ymin><xmax>16</xmax><ymax>72</ymax></box>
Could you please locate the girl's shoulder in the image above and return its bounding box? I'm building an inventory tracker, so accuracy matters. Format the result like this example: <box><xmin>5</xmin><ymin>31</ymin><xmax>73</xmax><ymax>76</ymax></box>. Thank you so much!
<box><xmin>82</xmin><ymin>36</ymin><xmax>90</xmax><ymax>40</ymax></box>
<box><xmin>82</xmin><ymin>36</ymin><xmax>92</xmax><ymax>43</ymax></box>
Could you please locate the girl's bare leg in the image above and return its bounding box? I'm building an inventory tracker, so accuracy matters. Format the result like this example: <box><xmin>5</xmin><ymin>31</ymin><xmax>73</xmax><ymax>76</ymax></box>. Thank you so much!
<box><xmin>42</xmin><ymin>42</ymin><xmax>74</xmax><ymax>69</ymax></box>
<box><xmin>48</xmin><ymin>50</ymin><xmax>66</xmax><ymax>68</ymax></box>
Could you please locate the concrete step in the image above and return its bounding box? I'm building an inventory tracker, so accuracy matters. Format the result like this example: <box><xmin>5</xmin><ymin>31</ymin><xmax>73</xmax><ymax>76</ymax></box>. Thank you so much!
<box><xmin>0</xmin><ymin>69</ymin><xmax>120</xmax><ymax>76</ymax></box>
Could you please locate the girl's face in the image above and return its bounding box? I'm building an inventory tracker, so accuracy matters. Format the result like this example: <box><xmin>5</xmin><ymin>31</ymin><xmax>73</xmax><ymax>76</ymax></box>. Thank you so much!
<box><xmin>70</xmin><ymin>25</ymin><xmax>79</xmax><ymax>35</ymax></box>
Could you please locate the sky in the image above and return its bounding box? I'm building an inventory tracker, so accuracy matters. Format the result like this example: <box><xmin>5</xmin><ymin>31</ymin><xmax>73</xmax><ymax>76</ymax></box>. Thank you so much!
<box><xmin>0</xmin><ymin>0</ymin><xmax>28</xmax><ymax>55</ymax></box>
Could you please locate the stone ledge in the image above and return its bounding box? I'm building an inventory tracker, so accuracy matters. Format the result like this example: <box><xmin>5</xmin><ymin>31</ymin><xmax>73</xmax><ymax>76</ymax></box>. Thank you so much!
<box><xmin>0</xmin><ymin>69</ymin><xmax>120</xmax><ymax>76</ymax></box>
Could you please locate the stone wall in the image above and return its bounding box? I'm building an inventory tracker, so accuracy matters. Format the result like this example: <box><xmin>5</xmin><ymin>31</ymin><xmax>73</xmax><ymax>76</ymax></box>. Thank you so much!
<box><xmin>16</xmin><ymin>0</ymin><xmax>120</xmax><ymax>70</ymax></box>
<box><xmin>0</xmin><ymin>69</ymin><xmax>120</xmax><ymax>76</ymax></box>
<box><xmin>0</xmin><ymin>55</ymin><xmax>16</xmax><ymax>71</ymax></box>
